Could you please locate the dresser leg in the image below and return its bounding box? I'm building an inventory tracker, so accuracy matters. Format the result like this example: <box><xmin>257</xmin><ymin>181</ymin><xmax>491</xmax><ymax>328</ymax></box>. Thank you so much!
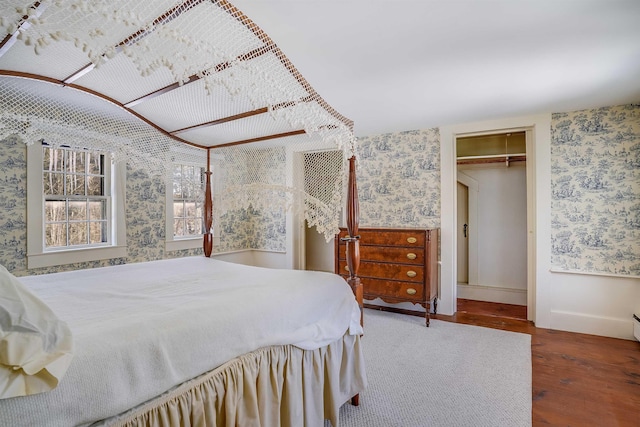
<box><xmin>433</xmin><ymin>297</ymin><xmax>438</xmax><ymax>314</ymax></box>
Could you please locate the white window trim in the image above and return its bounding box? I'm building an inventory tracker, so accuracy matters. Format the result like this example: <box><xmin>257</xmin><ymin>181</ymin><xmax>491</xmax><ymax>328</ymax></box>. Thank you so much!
<box><xmin>27</xmin><ymin>143</ymin><xmax>127</xmax><ymax>269</ymax></box>
<box><xmin>165</xmin><ymin>156</ymin><xmax>224</xmax><ymax>253</ymax></box>
<box><xmin>165</xmin><ymin>162</ymin><xmax>204</xmax><ymax>252</ymax></box>
<box><xmin>165</xmin><ymin>235</ymin><xmax>202</xmax><ymax>252</ymax></box>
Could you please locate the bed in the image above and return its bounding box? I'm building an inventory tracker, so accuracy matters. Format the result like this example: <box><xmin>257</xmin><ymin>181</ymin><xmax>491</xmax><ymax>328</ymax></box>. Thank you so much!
<box><xmin>0</xmin><ymin>256</ymin><xmax>365</xmax><ymax>426</ymax></box>
<box><xmin>0</xmin><ymin>2</ymin><xmax>367</xmax><ymax>425</ymax></box>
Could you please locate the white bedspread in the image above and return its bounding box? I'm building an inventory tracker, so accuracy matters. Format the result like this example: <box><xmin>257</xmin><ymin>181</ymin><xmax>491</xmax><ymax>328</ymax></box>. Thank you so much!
<box><xmin>0</xmin><ymin>257</ymin><xmax>362</xmax><ymax>427</ymax></box>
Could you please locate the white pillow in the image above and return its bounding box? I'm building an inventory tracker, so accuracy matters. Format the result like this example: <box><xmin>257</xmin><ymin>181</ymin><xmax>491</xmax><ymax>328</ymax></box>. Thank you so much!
<box><xmin>0</xmin><ymin>264</ymin><xmax>74</xmax><ymax>399</ymax></box>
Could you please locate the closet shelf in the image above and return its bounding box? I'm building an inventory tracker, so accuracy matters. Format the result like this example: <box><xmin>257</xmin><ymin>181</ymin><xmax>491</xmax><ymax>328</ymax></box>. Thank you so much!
<box><xmin>457</xmin><ymin>153</ymin><xmax>526</xmax><ymax>166</ymax></box>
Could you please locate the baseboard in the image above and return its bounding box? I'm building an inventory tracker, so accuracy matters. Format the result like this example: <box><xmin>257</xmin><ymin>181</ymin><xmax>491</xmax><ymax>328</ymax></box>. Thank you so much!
<box><xmin>212</xmin><ymin>250</ymin><xmax>287</xmax><ymax>268</ymax></box>
<box><xmin>457</xmin><ymin>283</ymin><xmax>527</xmax><ymax>306</ymax></box>
<box><xmin>550</xmin><ymin>310</ymin><xmax>636</xmax><ymax>341</ymax></box>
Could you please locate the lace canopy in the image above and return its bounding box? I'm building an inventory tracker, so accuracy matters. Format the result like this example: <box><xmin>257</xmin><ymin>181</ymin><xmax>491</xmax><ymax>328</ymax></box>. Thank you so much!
<box><xmin>0</xmin><ymin>0</ymin><xmax>357</xmax><ymax>239</ymax></box>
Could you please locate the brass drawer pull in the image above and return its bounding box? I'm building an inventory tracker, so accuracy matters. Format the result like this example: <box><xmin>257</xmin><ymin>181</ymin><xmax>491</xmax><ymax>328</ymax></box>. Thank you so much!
<box><xmin>406</xmin><ymin>288</ymin><xmax>417</xmax><ymax>295</ymax></box>
<box><xmin>406</xmin><ymin>253</ymin><xmax>417</xmax><ymax>260</ymax></box>
<box><xmin>344</xmin><ymin>265</ymin><xmax>350</xmax><ymax>272</ymax></box>
<box><xmin>407</xmin><ymin>237</ymin><xmax>417</xmax><ymax>244</ymax></box>
<box><xmin>406</xmin><ymin>270</ymin><xmax>417</xmax><ymax>278</ymax></box>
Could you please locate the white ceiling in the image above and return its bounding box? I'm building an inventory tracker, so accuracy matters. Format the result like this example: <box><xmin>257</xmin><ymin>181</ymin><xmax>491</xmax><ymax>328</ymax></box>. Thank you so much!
<box><xmin>232</xmin><ymin>0</ymin><xmax>640</xmax><ymax>137</ymax></box>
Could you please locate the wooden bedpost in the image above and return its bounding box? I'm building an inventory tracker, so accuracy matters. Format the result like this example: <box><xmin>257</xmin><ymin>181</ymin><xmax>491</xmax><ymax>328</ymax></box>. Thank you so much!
<box><xmin>344</xmin><ymin>155</ymin><xmax>362</xmax><ymax>326</ymax></box>
<box><xmin>203</xmin><ymin>149</ymin><xmax>213</xmax><ymax>257</ymax></box>
<box><xmin>344</xmin><ymin>155</ymin><xmax>362</xmax><ymax>407</ymax></box>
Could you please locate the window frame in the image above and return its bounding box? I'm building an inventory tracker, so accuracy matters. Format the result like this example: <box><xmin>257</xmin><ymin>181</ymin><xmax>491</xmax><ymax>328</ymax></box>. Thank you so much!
<box><xmin>27</xmin><ymin>143</ymin><xmax>127</xmax><ymax>268</ymax></box>
<box><xmin>165</xmin><ymin>162</ymin><xmax>206</xmax><ymax>252</ymax></box>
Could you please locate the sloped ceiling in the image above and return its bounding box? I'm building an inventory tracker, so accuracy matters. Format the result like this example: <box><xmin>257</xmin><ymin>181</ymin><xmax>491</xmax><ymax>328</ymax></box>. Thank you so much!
<box><xmin>232</xmin><ymin>0</ymin><xmax>640</xmax><ymax>137</ymax></box>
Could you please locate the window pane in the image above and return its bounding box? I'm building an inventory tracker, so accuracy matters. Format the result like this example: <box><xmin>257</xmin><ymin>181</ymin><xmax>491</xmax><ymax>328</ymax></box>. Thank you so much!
<box><xmin>43</xmin><ymin>172</ymin><xmax>64</xmax><ymax>195</ymax></box>
<box><xmin>182</xmin><ymin>165</ymin><xmax>193</xmax><ymax>182</ymax></box>
<box><xmin>183</xmin><ymin>166</ymin><xmax>195</xmax><ymax>198</ymax></box>
<box><xmin>189</xmin><ymin>181</ymin><xmax>201</xmax><ymax>199</ymax></box>
<box><xmin>173</xmin><ymin>201</ymin><xmax>184</xmax><ymax>218</ymax></box>
<box><xmin>88</xmin><ymin>200</ymin><xmax>106</xmax><ymax>220</ymax></box>
<box><xmin>68</xmin><ymin>222</ymin><xmax>87</xmax><ymax>246</ymax></box>
<box><xmin>173</xmin><ymin>166</ymin><xmax>183</xmax><ymax>198</ymax></box>
<box><xmin>87</xmin><ymin>153</ymin><xmax>103</xmax><ymax>175</ymax></box>
<box><xmin>174</xmin><ymin>219</ymin><xmax>184</xmax><ymax>236</ymax></box>
<box><xmin>185</xmin><ymin>218</ymin><xmax>202</xmax><ymax>235</ymax></box>
<box><xmin>43</xmin><ymin>147</ymin><xmax>64</xmax><ymax>172</ymax></box>
<box><xmin>185</xmin><ymin>202</ymin><xmax>197</xmax><ymax>217</ymax></box>
<box><xmin>66</xmin><ymin>174</ymin><xmax>86</xmax><ymax>196</ymax></box>
<box><xmin>45</xmin><ymin>223</ymin><xmax>67</xmax><ymax>247</ymax></box>
<box><xmin>45</xmin><ymin>201</ymin><xmax>66</xmax><ymax>221</ymax></box>
<box><xmin>68</xmin><ymin>201</ymin><xmax>87</xmax><ymax>220</ymax></box>
<box><xmin>89</xmin><ymin>221</ymin><xmax>107</xmax><ymax>244</ymax></box>
<box><xmin>66</xmin><ymin>150</ymin><xmax>85</xmax><ymax>173</ymax></box>
<box><xmin>87</xmin><ymin>176</ymin><xmax>104</xmax><ymax>196</ymax></box>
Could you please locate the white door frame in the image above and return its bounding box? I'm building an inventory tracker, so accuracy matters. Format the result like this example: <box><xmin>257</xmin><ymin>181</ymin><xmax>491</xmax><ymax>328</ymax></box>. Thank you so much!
<box><xmin>440</xmin><ymin>115</ymin><xmax>545</xmax><ymax>323</ymax></box>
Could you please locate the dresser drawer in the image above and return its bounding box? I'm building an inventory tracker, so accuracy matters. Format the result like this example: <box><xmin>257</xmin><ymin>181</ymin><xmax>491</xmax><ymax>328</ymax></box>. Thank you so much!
<box><xmin>339</xmin><ymin>260</ymin><xmax>424</xmax><ymax>283</ymax></box>
<box><xmin>337</xmin><ymin>229</ymin><xmax>425</xmax><ymax>247</ymax></box>
<box><xmin>361</xmin><ymin>277</ymin><xmax>424</xmax><ymax>302</ymax></box>
<box><xmin>337</xmin><ymin>245</ymin><xmax>425</xmax><ymax>265</ymax></box>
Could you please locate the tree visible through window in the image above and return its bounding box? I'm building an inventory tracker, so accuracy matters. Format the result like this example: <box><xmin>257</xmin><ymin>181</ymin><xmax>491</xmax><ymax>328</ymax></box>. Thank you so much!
<box><xmin>173</xmin><ymin>164</ymin><xmax>205</xmax><ymax>238</ymax></box>
<box><xmin>43</xmin><ymin>145</ymin><xmax>109</xmax><ymax>248</ymax></box>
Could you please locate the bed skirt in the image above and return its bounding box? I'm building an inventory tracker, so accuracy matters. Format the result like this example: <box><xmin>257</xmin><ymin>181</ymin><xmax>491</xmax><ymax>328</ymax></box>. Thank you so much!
<box><xmin>101</xmin><ymin>332</ymin><xmax>365</xmax><ymax>427</ymax></box>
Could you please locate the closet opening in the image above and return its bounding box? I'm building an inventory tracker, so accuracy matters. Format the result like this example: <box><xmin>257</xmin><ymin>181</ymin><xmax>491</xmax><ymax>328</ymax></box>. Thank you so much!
<box><xmin>292</xmin><ymin>149</ymin><xmax>343</xmax><ymax>273</ymax></box>
<box><xmin>455</xmin><ymin>131</ymin><xmax>529</xmax><ymax>320</ymax></box>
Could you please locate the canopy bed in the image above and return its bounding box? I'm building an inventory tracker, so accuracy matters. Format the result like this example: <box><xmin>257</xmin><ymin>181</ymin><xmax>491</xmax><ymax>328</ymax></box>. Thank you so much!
<box><xmin>0</xmin><ymin>1</ymin><xmax>364</xmax><ymax>426</ymax></box>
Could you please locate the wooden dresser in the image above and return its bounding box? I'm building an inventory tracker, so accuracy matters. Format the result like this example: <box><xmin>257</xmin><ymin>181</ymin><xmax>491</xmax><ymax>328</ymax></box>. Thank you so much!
<box><xmin>335</xmin><ymin>227</ymin><xmax>439</xmax><ymax>326</ymax></box>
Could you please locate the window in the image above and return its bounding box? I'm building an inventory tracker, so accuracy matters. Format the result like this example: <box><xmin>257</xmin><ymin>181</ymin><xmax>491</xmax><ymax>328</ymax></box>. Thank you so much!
<box><xmin>165</xmin><ymin>163</ymin><xmax>206</xmax><ymax>251</ymax></box>
<box><xmin>173</xmin><ymin>164</ymin><xmax>204</xmax><ymax>238</ymax></box>
<box><xmin>27</xmin><ymin>143</ymin><xmax>126</xmax><ymax>268</ymax></box>
<box><xmin>43</xmin><ymin>146</ymin><xmax>109</xmax><ymax>248</ymax></box>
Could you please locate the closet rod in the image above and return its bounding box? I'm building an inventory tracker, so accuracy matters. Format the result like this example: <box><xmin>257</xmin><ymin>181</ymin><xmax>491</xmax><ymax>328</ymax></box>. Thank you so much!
<box><xmin>457</xmin><ymin>155</ymin><xmax>526</xmax><ymax>166</ymax></box>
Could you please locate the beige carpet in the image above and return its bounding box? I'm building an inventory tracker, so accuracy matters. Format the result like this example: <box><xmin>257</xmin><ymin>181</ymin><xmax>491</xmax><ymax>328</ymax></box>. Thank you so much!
<box><xmin>334</xmin><ymin>309</ymin><xmax>532</xmax><ymax>427</ymax></box>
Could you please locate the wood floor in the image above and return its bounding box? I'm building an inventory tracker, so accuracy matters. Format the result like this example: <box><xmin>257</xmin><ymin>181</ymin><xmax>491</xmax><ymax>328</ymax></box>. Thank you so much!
<box><xmin>457</xmin><ymin>298</ymin><xmax>528</xmax><ymax>320</ymax></box>
<box><xmin>433</xmin><ymin>300</ymin><xmax>640</xmax><ymax>427</ymax></box>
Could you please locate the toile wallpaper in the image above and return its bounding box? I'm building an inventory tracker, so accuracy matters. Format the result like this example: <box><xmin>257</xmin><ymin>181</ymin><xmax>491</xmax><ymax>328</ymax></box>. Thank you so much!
<box><xmin>217</xmin><ymin>206</ymin><xmax>285</xmax><ymax>253</ymax></box>
<box><xmin>551</xmin><ymin>104</ymin><xmax>640</xmax><ymax>277</ymax></box>
<box><xmin>0</xmin><ymin>136</ymin><xmax>27</xmax><ymax>274</ymax></box>
<box><xmin>0</xmin><ymin>135</ymin><xmax>284</xmax><ymax>276</ymax></box>
<box><xmin>5</xmin><ymin>103</ymin><xmax>638</xmax><ymax>279</ymax></box>
<box><xmin>356</xmin><ymin>128</ymin><xmax>441</xmax><ymax>229</ymax></box>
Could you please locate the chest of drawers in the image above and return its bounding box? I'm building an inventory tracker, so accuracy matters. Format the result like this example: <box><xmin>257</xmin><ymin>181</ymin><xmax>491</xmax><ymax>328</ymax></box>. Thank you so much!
<box><xmin>335</xmin><ymin>227</ymin><xmax>439</xmax><ymax>326</ymax></box>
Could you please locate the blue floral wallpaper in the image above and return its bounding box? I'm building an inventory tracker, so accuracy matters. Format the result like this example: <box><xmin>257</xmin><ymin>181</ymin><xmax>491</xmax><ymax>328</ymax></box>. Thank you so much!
<box><xmin>218</xmin><ymin>206</ymin><xmax>286</xmax><ymax>253</ymax></box>
<box><xmin>214</xmin><ymin>146</ymin><xmax>287</xmax><ymax>253</ymax></box>
<box><xmin>0</xmin><ymin>136</ymin><xmax>270</xmax><ymax>276</ymax></box>
<box><xmin>0</xmin><ymin>136</ymin><xmax>27</xmax><ymax>273</ymax></box>
<box><xmin>551</xmin><ymin>104</ymin><xmax>640</xmax><ymax>277</ymax></box>
<box><xmin>6</xmin><ymin>104</ymin><xmax>638</xmax><ymax>279</ymax></box>
<box><xmin>356</xmin><ymin>129</ymin><xmax>441</xmax><ymax>229</ymax></box>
